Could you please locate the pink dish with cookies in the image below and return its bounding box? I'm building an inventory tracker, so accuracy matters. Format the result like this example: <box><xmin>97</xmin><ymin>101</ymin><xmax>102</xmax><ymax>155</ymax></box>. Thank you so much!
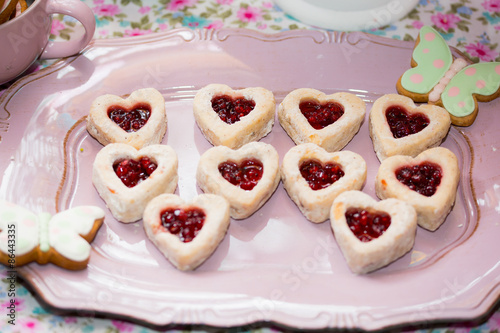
<box><xmin>0</xmin><ymin>27</ymin><xmax>497</xmax><ymax>330</ymax></box>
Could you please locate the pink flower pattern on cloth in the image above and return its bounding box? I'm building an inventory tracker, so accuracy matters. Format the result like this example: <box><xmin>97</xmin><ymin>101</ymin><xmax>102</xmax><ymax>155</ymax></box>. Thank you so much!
<box><xmin>43</xmin><ymin>0</ymin><xmax>499</xmax><ymax>63</ymax></box>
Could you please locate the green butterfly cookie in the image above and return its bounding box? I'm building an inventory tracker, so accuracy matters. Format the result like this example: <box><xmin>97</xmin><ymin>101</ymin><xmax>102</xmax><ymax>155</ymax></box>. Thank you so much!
<box><xmin>397</xmin><ymin>25</ymin><xmax>500</xmax><ymax>127</ymax></box>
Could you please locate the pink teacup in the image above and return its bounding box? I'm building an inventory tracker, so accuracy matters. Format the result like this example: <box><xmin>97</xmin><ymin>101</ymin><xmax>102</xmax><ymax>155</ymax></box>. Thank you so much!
<box><xmin>0</xmin><ymin>0</ymin><xmax>96</xmax><ymax>84</ymax></box>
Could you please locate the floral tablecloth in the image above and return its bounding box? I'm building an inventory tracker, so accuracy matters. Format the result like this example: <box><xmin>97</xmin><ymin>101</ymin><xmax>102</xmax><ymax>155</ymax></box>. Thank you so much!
<box><xmin>47</xmin><ymin>0</ymin><xmax>500</xmax><ymax>63</ymax></box>
<box><xmin>1</xmin><ymin>0</ymin><xmax>500</xmax><ymax>332</ymax></box>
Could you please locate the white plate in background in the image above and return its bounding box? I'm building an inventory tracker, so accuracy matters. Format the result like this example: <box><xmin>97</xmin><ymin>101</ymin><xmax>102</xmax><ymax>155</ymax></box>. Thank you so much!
<box><xmin>274</xmin><ymin>0</ymin><xmax>419</xmax><ymax>31</ymax></box>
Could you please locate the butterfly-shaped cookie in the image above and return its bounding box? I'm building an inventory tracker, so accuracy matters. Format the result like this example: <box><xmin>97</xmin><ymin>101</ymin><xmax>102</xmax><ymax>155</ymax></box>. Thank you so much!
<box><xmin>0</xmin><ymin>201</ymin><xmax>104</xmax><ymax>270</ymax></box>
<box><xmin>397</xmin><ymin>25</ymin><xmax>500</xmax><ymax>127</ymax></box>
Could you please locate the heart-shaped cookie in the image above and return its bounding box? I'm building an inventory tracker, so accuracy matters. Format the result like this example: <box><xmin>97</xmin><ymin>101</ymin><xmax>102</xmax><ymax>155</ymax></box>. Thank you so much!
<box><xmin>92</xmin><ymin>143</ymin><xmax>178</xmax><ymax>223</ymax></box>
<box><xmin>375</xmin><ymin>147</ymin><xmax>459</xmax><ymax>231</ymax></box>
<box><xmin>143</xmin><ymin>193</ymin><xmax>230</xmax><ymax>271</ymax></box>
<box><xmin>87</xmin><ymin>88</ymin><xmax>167</xmax><ymax>149</ymax></box>
<box><xmin>281</xmin><ymin>143</ymin><xmax>367</xmax><ymax>223</ymax></box>
<box><xmin>330</xmin><ymin>190</ymin><xmax>417</xmax><ymax>274</ymax></box>
<box><xmin>369</xmin><ymin>94</ymin><xmax>451</xmax><ymax>161</ymax></box>
<box><xmin>278</xmin><ymin>88</ymin><xmax>366</xmax><ymax>152</ymax></box>
<box><xmin>193</xmin><ymin>84</ymin><xmax>275</xmax><ymax>149</ymax></box>
<box><xmin>196</xmin><ymin>142</ymin><xmax>280</xmax><ymax>219</ymax></box>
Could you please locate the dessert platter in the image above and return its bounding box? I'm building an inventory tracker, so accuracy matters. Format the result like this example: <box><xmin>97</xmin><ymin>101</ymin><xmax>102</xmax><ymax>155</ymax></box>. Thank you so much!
<box><xmin>0</xmin><ymin>27</ymin><xmax>499</xmax><ymax>330</ymax></box>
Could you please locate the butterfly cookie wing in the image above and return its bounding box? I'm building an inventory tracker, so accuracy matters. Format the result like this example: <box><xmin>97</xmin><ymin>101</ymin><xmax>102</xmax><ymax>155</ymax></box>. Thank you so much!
<box><xmin>48</xmin><ymin>206</ymin><xmax>105</xmax><ymax>270</ymax></box>
<box><xmin>0</xmin><ymin>200</ymin><xmax>40</xmax><ymax>266</ymax></box>
<box><xmin>440</xmin><ymin>62</ymin><xmax>500</xmax><ymax>126</ymax></box>
<box><xmin>397</xmin><ymin>26</ymin><xmax>452</xmax><ymax>101</ymax></box>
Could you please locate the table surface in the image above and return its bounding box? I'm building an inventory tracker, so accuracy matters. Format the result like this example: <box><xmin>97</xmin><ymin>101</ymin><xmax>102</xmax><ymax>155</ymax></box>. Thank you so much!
<box><xmin>1</xmin><ymin>0</ymin><xmax>499</xmax><ymax>332</ymax></box>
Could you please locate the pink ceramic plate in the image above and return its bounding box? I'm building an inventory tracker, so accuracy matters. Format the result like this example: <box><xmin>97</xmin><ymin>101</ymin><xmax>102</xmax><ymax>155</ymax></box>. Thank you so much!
<box><xmin>0</xmin><ymin>28</ymin><xmax>499</xmax><ymax>331</ymax></box>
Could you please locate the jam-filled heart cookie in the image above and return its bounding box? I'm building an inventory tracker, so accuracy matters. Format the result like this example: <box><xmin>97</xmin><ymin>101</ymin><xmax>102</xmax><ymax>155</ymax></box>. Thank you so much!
<box><xmin>143</xmin><ymin>193</ymin><xmax>230</xmax><ymax>271</ymax></box>
<box><xmin>193</xmin><ymin>84</ymin><xmax>275</xmax><ymax>149</ymax></box>
<box><xmin>196</xmin><ymin>142</ymin><xmax>280</xmax><ymax>219</ymax></box>
<box><xmin>281</xmin><ymin>143</ymin><xmax>367</xmax><ymax>223</ymax></box>
<box><xmin>369</xmin><ymin>94</ymin><xmax>451</xmax><ymax>161</ymax></box>
<box><xmin>375</xmin><ymin>147</ymin><xmax>459</xmax><ymax>231</ymax></box>
<box><xmin>0</xmin><ymin>201</ymin><xmax>104</xmax><ymax>270</ymax></box>
<box><xmin>278</xmin><ymin>88</ymin><xmax>366</xmax><ymax>152</ymax></box>
<box><xmin>92</xmin><ymin>143</ymin><xmax>178</xmax><ymax>223</ymax></box>
<box><xmin>87</xmin><ymin>88</ymin><xmax>167</xmax><ymax>149</ymax></box>
<box><xmin>397</xmin><ymin>25</ymin><xmax>500</xmax><ymax>127</ymax></box>
<box><xmin>330</xmin><ymin>191</ymin><xmax>417</xmax><ymax>274</ymax></box>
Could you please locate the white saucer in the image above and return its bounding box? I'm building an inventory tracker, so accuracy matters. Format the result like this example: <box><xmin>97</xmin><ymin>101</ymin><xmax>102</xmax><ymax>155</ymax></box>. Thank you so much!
<box><xmin>274</xmin><ymin>0</ymin><xmax>419</xmax><ymax>31</ymax></box>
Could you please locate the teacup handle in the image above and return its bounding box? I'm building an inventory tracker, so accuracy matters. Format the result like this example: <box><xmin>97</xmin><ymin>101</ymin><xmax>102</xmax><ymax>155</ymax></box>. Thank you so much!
<box><xmin>40</xmin><ymin>0</ymin><xmax>96</xmax><ymax>59</ymax></box>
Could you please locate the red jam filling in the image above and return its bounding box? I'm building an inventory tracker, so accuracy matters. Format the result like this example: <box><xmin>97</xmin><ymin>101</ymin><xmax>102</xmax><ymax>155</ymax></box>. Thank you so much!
<box><xmin>108</xmin><ymin>103</ymin><xmax>151</xmax><ymax>132</ymax></box>
<box><xmin>385</xmin><ymin>105</ymin><xmax>429</xmax><ymax>138</ymax></box>
<box><xmin>396</xmin><ymin>162</ymin><xmax>442</xmax><ymax>197</ymax></box>
<box><xmin>113</xmin><ymin>157</ymin><xmax>157</xmax><ymax>188</ymax></box>
<box><xmin>299</xmin><ymin>159</ymin><xmax>344</xmax><ymax>191</ymax></box>
<box><xmin>160</xmin><ymin>208</ymin><xmax>205</xmax><ymax>243</ymax></box>
<box><xmin>218</xmin><ymin>158</ymin><xmax>264</xmax><ymax>191</ymax></box>
<box><xmin>211</xmin><ymin>95</ymin><xmax>256</xmax><ymax>124</ymax></box>
<box><xmin>299</xmin><ymin>100</ymin><xmax>344</xmax><ymax>130</ymax></box>
<box><xmin>345</xmin><ymin>207</ymin><xmax>391</xmax><ymax>242</ymax></box>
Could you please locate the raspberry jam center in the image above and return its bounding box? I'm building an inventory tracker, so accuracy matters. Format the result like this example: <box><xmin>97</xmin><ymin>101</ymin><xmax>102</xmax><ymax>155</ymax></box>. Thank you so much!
<box><xmin>299</xmin><ymin>159</ymin><xmax>344</xmax><ymax>191</ymax></box>
<box><xmin>113</xmin><ymin>157</ymin><xmax>157</xmax><ymax>188</ymax></box>
<box><xmin>108</xmin><ymin>103</ymin><xmax>151</xmax><ymax>132</ymax></box>
<box><xmin>396</xmin><ymin>162</ymin><xmax>442</xmax><ymax>197</ymax></box>
<box><xmin>385</xmin><ymin>105</ymin><xmax>430</xmax><ymax>138</ymax></box>
<box><xmin>211</xmin><ymin>95</ymin><xmax>256</xmax><ymax>124</ymax></box>
<box><xmin>299</xmin><ymin>100</ymin><xmax>344</xmax><ymax>130</ymax></box>
<box><xmin>218</xmin><ymin>158</ymin><xmax>264</xmax><ymax>191</ymax></box>
<box><xmin>160</xmin><ymin>207</ymin><xmax>205</xmax><ymax>243</ymax></box>
<box><xmin>345</xmin><ymin>207</ymin><xmax>391</xmax><ymax>242</ymax></box>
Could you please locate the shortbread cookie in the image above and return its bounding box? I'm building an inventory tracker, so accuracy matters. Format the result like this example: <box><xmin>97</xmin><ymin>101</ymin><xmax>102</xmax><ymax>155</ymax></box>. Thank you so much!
<box><xmin>281</xmin><ymin>143</ymin><xmax>366</xmax><ymax>223</ymax></box>
<box><xmin>87</xmin><ymin>88</ymin><xmax>167</xmax><ymax>149</ymax></box>
<box><xmin>92</xmin><ymin>143</ymin><xmax>178</xmax><ymax>223</ymax></box>
<box><xmin>369</xmin><ymin>94</ymin><xmax>451</xmax><ymax>161</ymax></box>
<box><xmin>196</xmin><ymin>142</ymin><xmax>280</xmax><ymax>219</ymax></box>
<box><xmin>143</xmin><ymin>193</ymin><xmax>230</xmax><ymax>271</ymax></box>
<box><xmin>330</xmin><ymin>191</ymin><xmax>417</xmax><ymax>274</ymax></box>
<box><xmin>375</xmin><ymin>147</ymin><xmax>459</xmax><ymax>231</ymax></box>
<box><xmin>397</xmin><ymin>25</ymin><xmax>500</xmax><ymax>127</ymax></box>
<box><xmin>0</xmin><ymin>201</ymin><xmax>104</xmax><ymax>270</ymax></box>
<box><xmin>193</xmin><ymin>84</ymin><xmax>275</xmax><ymax>149</ymax></box>
<box><xmin>278</xmin><ymin>88</ymin><xmax>365</xmax><ymax>152</ymax></box>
